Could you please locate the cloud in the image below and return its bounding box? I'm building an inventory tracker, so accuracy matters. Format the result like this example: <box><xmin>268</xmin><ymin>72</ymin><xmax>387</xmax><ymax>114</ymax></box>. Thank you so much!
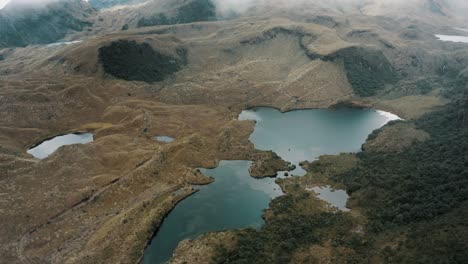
<box><xmin>0</xmin><ymin>0</ymin><xmax>62</xmax><ymax>9</ymax></box>
<box><xmin>0</xmin><ymin>0</ymin><xmax>10</xmax><ymax>9</ymax></box>
<box><xmin>213</xmin><ymin>0</ymin><xmax>468</xmax><ymax>20</ymax></box>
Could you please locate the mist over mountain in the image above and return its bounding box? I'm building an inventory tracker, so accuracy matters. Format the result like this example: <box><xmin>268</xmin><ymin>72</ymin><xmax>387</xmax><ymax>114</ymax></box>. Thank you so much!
<box><xmin>1</xmin><ymin>0</ymin><xmax>59</xmax><ymax>9</ymax></box>
<box><xmin>0</xmin><ymin>0</ymin><xmax>466</xmax><ymax>49</ymax></box>
<box><xmin>0</xmin><ymin>0</ymin><xmax>94</xmax><ymax>47</ymax></box>
<box><xmin>0</xmin><ymin>0</ymin><xmax>467</xmax><ymax>263</ymax></box>
<box><xmin>214</xmin><ymin>0</ymin><xmax>467</xmax><ymax>21</ymax></box>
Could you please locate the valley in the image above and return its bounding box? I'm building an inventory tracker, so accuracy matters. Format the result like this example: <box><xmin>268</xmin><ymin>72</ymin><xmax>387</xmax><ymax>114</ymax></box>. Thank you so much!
<box><xmin>0</xmin><ymin>0</ymin><xmax>466</xmax><ymax>263</ymax></box>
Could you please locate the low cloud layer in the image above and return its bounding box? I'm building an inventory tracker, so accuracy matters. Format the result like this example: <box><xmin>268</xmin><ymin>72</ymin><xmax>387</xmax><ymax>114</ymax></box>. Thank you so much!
<box><xmin>0</xmin><ymin>0</ymin><xmax>74</xmax><ymax>9</ymax></box>
<box><xmin>1</xmin><ymin>0</ymin><xmax>467</xmax><ymax>21</ymax></box>
<box><xmin>213</xmin><ymin>0</ymin><xmax>468</xmax><ymax>19</ymax></box>
<box><xmin>0</xmin><ymin>0</ymin><xmax>10</xmax><ymax>9</ymax></box>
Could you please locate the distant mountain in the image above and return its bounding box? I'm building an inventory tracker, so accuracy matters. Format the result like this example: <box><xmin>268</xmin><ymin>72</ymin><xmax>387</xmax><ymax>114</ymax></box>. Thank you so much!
<box><xmin>136</xmin><ymin>0</ymin><xmax>216</xmax><ymax>28</ymax></box>
<box><xmin>0</xmin><ymin>0</ymin><xmax>95</xmax><ymax>48</ymax></box>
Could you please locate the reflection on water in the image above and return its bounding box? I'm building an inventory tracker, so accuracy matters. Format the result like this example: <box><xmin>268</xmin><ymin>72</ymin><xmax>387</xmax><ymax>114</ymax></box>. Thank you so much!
<box><xmin>143</xmin><ymin>107</ymin><xmax>399</xmax><ymax>263</ymax></box>
<box><xmin>142</xmin><ymin>160</ymin><xmax>281</xmax><ymax>264</ymax></box>
<box><xmin>46</xmin><ymin>40</ymin><xmax>83</xmax><ymax>47</ymax></box>
<box><xmin>154</xmin><ymin>136</ymin><xmax>175</xmax><ymax>143</ymax></box>
<box><xmin>455</xmin><ymin>28</ymin><xmax>468</xmax><ymax>33</ymax></box>
<box><xmin>435</xmin><ymin>34</ymin><xmax>468</xmax><ymax>43</ymax></box>
<box><xmin>27</xmin><ymin>133</ymin><xmax>93</xmax><ymax>159</ymax></box>
<box><xmin>239</xmin><ymin>107</ymin><xmax>399</xmax><ymax>175</ymax></box>
<box><xmin>306</xmin><ymin>185</ymin><xmax>350</xmax><ymax>211</ymax></box>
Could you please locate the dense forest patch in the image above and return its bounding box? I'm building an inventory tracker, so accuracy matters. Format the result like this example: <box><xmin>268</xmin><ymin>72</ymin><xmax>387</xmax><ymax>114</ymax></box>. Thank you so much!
<box><xmin>336</xmin><ymin>93</ymin><xmax>467</xmax><ymax>230</ymax></box>
<box><xmin>381</xmin><ymin>203</ymin><xmax>468</xmax><ymax>263</ymax></box>
<box><xmin>98</xmin><ymin>40</ymin><xmax>187</xmax><ymax>82</ymax></box>
<box><xmin>213</xmin><ymin>193</ymin><xmax>363</xmax><ymax>264</ymax></box>
<box><xmin>137</xmin><ymin>0</ymin><xmax>216</xmax><ymax>28</ymax></box>
<box><xmin>325</xmin><ymin>47</ymin><xmax>400</xmax><ymax>97</ymax></box>
<box><xmin>214</xmin><ymin>88</ymin><xmax>467</xmax><ymax>263</ymax></box>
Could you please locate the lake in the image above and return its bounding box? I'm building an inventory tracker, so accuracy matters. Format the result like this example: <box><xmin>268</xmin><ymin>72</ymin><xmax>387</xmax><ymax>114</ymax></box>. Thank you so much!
<box><xmin>239</xmin><ymin>107</ymin><xmax>399</xmax><ymax>175</ymax></box>
<box><xmin>143</xmin><ymin>160</ymin><xmax>282</xmax><ymax>264</ymax></box>
<box><xmin>142</xmin><ymin>107</ymin><xmax>399</xmax><ymax>263</ymax></box>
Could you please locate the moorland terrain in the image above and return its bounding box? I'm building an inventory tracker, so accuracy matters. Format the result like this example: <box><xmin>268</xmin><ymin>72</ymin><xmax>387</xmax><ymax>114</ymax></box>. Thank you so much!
<box><xmin>0</xmin><ymin>0</ymin><xmax>466</xmax><ymax>263</ymax></box>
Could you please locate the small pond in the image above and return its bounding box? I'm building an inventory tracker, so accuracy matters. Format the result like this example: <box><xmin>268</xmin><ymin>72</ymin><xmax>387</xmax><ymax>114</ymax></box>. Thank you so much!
<box><xmin>27</xmin><ymin>133</ymin><xmax>93</xmax><ymax>159</ymax></box>
<box><xmin>306</xmin><ymin>186</ymin><xmax>350</xmax><ymax>212</ymax></box>
<box><xmin>154</xmin><ymin>136</ymin><xmax>175</xmax><ymax>143</ymax></box>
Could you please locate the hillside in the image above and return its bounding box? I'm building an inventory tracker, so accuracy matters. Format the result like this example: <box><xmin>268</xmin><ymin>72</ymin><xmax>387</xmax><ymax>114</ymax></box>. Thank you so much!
<box><xmin>208</xmin><ymin>87</ymin><xmax>467</xmax><ymax>264</ymax></box>
<box><xmin>0</xmin><ymin>0</ymin><xmax>95</xmax><ymax>48</ymax></box>
<box><xmin>0</xmin><ymin>0</ymin><xmax>466</xmax><ymax>263</ymax></box>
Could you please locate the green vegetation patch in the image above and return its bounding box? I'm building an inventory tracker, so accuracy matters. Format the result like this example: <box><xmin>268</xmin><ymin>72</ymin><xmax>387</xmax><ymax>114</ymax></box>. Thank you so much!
<box><xmin>213</xmin><ymin>193</ymin><xmax>362</xmax><ymax>264</ymax></box>
<box><xmin>215</xmin><ymin>89</ymin><xmax>467</xmax><ymax>263</ymax></box>
<box><xmin>137</xmin><ymin>0</ymin><xmax>216</xmax><ymax>28</ymax></box>
<box><xmin>336</xmin><ymin>94</ymin><xmax>467</xmax><ymax>230</ymax></box>
<box><xmin>98</xmin><ymin>40</ymin><xmax>187</xmax><ymax>82</ymax></box>
<box><xmin>325</xmin><ymin>47</ymin><xmax>400</xmax><ymax>97</ymax></box>
<box><xmin>381</xmin><ymin>203</ymin><xmax>468</xmax><ymax>263</ymax></box>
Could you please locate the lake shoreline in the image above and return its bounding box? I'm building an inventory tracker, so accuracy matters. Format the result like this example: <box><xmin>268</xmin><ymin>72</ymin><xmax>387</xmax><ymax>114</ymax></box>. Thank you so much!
<box><xmin>144</xmin><ymin>104</ymin><xmax>399</xmax><ymax>263</ymax></box>
<box><xmin>240</xmin><ymin>99</ymin><xmax>403</xmax><ymax>120</ymax></box>
<box><xmin>137</xmin><ymin>187</ymin><xmax>200</xmax><ymax>264</ymax></box>
<box><xmin>26</xmin><ymin>130</ymin><xmax>92</xmax><ymax>150</ymax></box>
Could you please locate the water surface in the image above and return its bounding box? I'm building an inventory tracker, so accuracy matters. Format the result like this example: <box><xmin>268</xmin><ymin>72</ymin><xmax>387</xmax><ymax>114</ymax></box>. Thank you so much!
<box><xmin>27</xmin><ymin>133</ymin><xmax>93</xmax><ymax>159</ymax></box>
<box><xmin>306</xmin><ymin>186</ymin><xmax>350</xmax><ymax>211</ymax></box>
<box><xmin>143</xmin><ymin>160</ymin><xmax>281</xmax><ymax>264</ymax></box>
<box><xmin>46</xmin><ymin>40</ymin><xmax>83</xmax><ymax>47</ymax></box>
<box><xmin>143</xmin><ymin>107</ymin><xmax>398</xmax><ymax>263</ymax></box>
<box><xmin>239</xmin><ymin>107</ymin><xmax>399</xmax><ymax>175</ymax></box>
<box><xmin>154</xmin><ymin>136</ymin><xmax>175</xmax><ymax>143</ymax></box>
<box><xmin>435</xmin><ymin>34</ymin><xmax>468</xmax><ymax>43</ymax></box>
